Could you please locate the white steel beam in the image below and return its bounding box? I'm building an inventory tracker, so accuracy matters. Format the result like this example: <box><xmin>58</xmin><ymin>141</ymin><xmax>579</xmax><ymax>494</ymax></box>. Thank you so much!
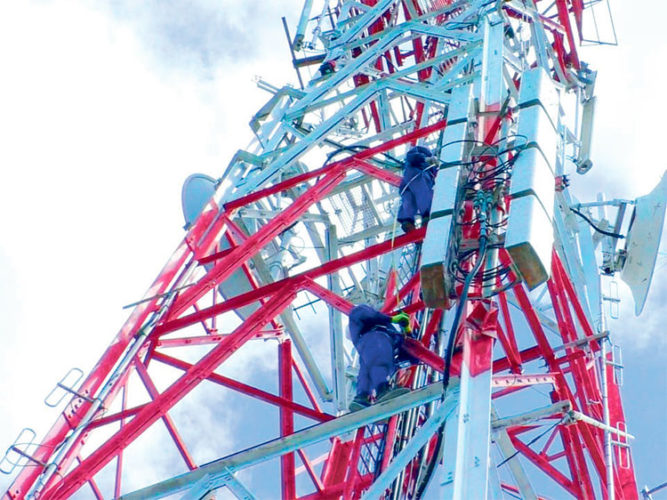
<box><xmin>359</xmin><ymin>390</ymin><xmax>460</xmax><ymax>500</ymax></box>
<box><xmin>326</xmin><ymin>226</ymin><xmax>347</xmax><ymax>412</ymax></box>
<box><xmin>119</xmin><ymin>382</ymin><xmax>452</xmax><ymax>500</ymax></box>
<box><xmin>491</xmin><ymin>409</ymin><xmax>538</xmax><ymax>500</ymax></box>
<box><xmin>438</xmin><ymin>332</ymin><xmax>494</xmax><ymax>499</ymax></box>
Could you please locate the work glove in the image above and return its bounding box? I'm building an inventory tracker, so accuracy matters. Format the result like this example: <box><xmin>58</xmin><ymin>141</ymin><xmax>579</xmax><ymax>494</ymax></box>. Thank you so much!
<box><xmin>391</xmin><ymin>311</ymin><xmax>411</xmax><ymax>333</ymax></box>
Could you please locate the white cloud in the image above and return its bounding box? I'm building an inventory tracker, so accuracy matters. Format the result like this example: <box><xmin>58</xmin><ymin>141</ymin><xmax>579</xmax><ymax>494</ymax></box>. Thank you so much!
<box><xmin>0</xmin><ymin>0</ymin><xmax>301</xmax><ymax>494</ymax></box>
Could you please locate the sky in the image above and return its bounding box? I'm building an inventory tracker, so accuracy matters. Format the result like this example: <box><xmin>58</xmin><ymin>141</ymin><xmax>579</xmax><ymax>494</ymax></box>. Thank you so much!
<box><xmin>0</xmin><ymin>0</ymin><xmax>665</xmax><ymax>498</ymax></box>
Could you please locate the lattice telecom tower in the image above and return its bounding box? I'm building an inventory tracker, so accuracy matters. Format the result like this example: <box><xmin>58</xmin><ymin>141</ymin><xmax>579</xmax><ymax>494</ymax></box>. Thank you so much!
<box><xmin>3</xmin><ymin>1</ymin><xmax>665</xmax><ymax>499</ymax></box>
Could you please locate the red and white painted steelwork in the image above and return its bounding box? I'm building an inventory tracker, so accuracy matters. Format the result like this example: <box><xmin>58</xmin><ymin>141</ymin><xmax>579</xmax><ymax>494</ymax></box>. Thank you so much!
<box><xmin>2</xmin><ymin>0</ymin><xmax>649</xmax><ymax>499</ymax></box>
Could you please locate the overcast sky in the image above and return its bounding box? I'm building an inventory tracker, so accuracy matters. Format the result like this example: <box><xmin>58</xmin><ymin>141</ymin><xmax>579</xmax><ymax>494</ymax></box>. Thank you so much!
<box><xmin>0</xmin><ymin>0</ymin><xmax>665</xmax><ymax>497</ymax></box>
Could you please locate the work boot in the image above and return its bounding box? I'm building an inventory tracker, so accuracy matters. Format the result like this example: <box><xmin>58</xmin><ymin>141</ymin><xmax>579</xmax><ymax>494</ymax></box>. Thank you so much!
<box><xmin>349</xmin><ymin>395</ymin><xmax>371</xmax><ymax>412</ymax></box>
<box><xmin>400</xmin><ymin>220</ymin><xmax>416</xmax><ymax>233</ymax></box>
<box><xmin>319</xmin><ymin>61</ymin><xmax>335</xmax><ymax>76</ymax></box>
<box><xmin>375</xmin><ymin>383</ymin><xmax>409</xmax><ymax>404</ymax></box>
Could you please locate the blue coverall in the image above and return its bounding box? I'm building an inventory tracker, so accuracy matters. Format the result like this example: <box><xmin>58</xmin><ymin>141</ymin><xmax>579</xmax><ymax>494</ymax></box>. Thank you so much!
<box><xmin>348</xmin><ymin>305</ymin><xmax>400</xmax><ymax>398</ymax></box>
<box><xmin>397</xmin><ymin>146</ymin><xmax>436</xmax><ymax>226</ymax></box>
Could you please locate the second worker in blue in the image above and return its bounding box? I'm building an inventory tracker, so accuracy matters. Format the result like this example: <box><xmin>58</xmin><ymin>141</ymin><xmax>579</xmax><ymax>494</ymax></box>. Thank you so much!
<box><xmin>347</xmin><ymin>304</ymin><xmax>411</xmax><ymax>412</ymax></box>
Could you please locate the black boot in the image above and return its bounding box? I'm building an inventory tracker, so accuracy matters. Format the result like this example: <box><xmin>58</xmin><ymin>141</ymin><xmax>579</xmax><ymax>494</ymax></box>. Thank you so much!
<box><xmin>375</xmin><ymin>383</ymin><xmax>409</xmax><ymax>403</ymax></box>
<box><xmin>400</xmin><ymin>220</ymin><xmax>416</xmax><ymax>233</ymax></box>
<box><xmin>349</xmin><ymin>394</ymin><xmax>371</xmax><ymax>412</ymax></box>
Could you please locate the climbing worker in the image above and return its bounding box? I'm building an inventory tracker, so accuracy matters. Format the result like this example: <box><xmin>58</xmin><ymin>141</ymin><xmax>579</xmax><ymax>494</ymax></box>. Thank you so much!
<box><xmin>347</xmin><ymin>304</ymin><xmax>412</xmax><ymax>412</ymax></box>
<box><xmin>397</xmin><ymin>146</ymin><xmax>438</xmax><ymax>234</ymax></box>
<box><xmin>318</xmin><ymin>59</ymin><xmax>336</xmax><ymax>76</ymax></box>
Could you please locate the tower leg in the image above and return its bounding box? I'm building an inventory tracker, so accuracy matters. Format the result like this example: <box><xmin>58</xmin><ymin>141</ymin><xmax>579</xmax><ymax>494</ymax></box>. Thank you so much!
<box><xmin>439</xmin><ymin>304</ymin><xmax>496</xmax><ymax>499</ymax></box>
<box><xmin>451</xmin><ymin>328</ymin><xmax>494</xmax><ymax>499</ymax></box>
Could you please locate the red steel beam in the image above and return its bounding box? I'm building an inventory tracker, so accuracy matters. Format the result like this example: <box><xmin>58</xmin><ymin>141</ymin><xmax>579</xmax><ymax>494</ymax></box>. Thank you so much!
<box><xmin>552</xmin><ymin>252</ymin><xmax>596</xmax><ymax>339</ymax></box>
<box><xmin>510</xmin><ymin>278</ymin><xmax>607</xmax><ymax>496</ymax></box>
<box><xmin>151</xmin><ymin>351</ymin><xmax>333</xmax><ymax>423</ymax></box>
<box><xmin>302</xmin><ymin>278</ymin><xmax>355</xmax><ymax>314</ymax></box>
<box><xmin>492</xmin><ymin>344</ymin><xmax>542</xmax><ymax>373</ymax></box>
<box><xmin>559</xmin><ymin>422</ymin><xmax>595</xmax><ymax>498</ymax></box>
<box><xmin>280</xmin><ymin>340</ymin><xmax>296</xmax><ymax>500</ymax></box>
<box><xmin>156</xmin><ymin>331</ymin><xmax>284</xmax><ymax>348</ymax></box>
<box><xmin>113</xmin><ymin>384</ymin><xmax>128</xmax><ymax>499</ymax></box>
<box><xmin>296</xmin><ymin>449</ymin><xmax>324</xmax><ymax>493</ymax></box>
<box><xmin>497</xmin><ymin>291</ymin><xmax>523</xmax><ymax>373</ymax></box>
<box><xmin>343</xmin><ymin>428</ymin><xmax>366</xmax><ymax>499</ymax></box>
<box><xmin>74</xmin><ymin>457</ymin><xmax>103</xmax><ymax>500</ymax></box>
<box><xmin>381</xmin><ymin>268</ymin><xmax>421</xmax><ymax>314</ymax></box>
<box><xmin>546</xmin><ymin>279</ymin><xmax>599</xmax><ymax>417</ymax></box>
<box><xmin>512</xmin><ymin>284</ymin><xmax>558</xmax><ymax>368</ymax></box>
<box><xmin>170</xmin><ymin>168</ymin><xmax>347</xmax><ymax>319</ymax></box>
<box><xmin>549</xmin><ymin>255</ymin><xmax>631</xmax><ymax>498</ymax></box>
<box><xmin>167</xmin><ymin>122</ymin><xmax>446</xmax><ymax>321</ymax></box>
<box><xmin>379</xmin><ymin>416</ymin><xmax>399</xmax><ymax>473</ymax></box>
<box><xmin>553</xmin><ymin>255</ymin><xmax>640</xmax><ymax>495</ymax></box>
<box><xmin>133</xmin><ymin>360</ymin><xmax>197</xmax><ymax>471</ymax></box>
<box><xmin>44</xmin><ymin>289</ymin><xmax>298</xmax><ymax>499</ymax></box>
<box><xmin>554</xmin><ymin>0</ymin><xmax>581</xmax><ymax>70</ymax></box>
<box><xmin>351</xmin><ymin>159</ymin><xmax>402</xmax><ymax>186</ymax></box>
<box><xmin>4</xmin><ymin>233</ymin><xmax>202</xmax><ymax>499</ymax></box>
<box><xmin>291</xmin><ymin>358</ymin><xmax>325</xmax><ymax>415</ymax></box>
<box><xmin>509</xmin><ymin>434</ymin><xmax>577</xmax><ymax>496</ymax></box>
<box><xmin>156</xmin><ymin>228</ymin><xmax>426</xmax><ymax>336</ymax></box>
<box><xmin>224</xmin><ymin>119</ymin><xmax>447</xmax><ymax>212</ymax></box>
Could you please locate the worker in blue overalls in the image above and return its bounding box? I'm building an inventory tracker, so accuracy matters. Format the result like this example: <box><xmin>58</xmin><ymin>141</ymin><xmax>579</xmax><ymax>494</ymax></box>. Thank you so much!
<box><xmin>347</xmin><ymin>304</ymin><xmax>411</xmax><ymax>411</ymax></box>
<box><xmin>397</xmin><ymin>146</ymin><xmax>438</xmax><ymax>234</ymax></box>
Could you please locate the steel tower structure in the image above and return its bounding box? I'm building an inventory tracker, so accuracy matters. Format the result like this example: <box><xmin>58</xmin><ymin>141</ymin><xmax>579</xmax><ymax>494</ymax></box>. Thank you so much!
<box><xmin>3</xmin><ymin>0</ymin><xmax>662</xmax><ymax>499</ymax></box>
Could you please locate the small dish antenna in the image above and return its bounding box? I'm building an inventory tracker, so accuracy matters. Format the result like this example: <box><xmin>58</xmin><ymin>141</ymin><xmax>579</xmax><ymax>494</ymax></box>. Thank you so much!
<box><xmin>620</xmin><ymin>172</ymin><xmax>667</xmax><ymax>315</ymax></box>
<box><xmin>181</xmin><ymin>173</ymin><xmax>218</xmax><ymax>228</ymax></box>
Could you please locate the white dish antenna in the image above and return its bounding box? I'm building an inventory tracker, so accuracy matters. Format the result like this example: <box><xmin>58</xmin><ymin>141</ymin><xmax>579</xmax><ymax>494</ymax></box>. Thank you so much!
<box><xmin>620</xmin><ymin>171</ymin><xmax>667</xmax><ymax>315</ymax></box>
<box><xmin>181</xmin><ymin>173</ymin><xmax>218</xmax><ymax>228</ymax></box>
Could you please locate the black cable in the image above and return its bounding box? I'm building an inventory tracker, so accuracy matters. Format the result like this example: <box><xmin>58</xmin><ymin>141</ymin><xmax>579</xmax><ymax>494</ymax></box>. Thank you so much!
<box><xmin>456</xmin><ymin>140</ymin><xmax>527</xmax><ymax>191</ymax></box>
<box><xmin>570</xmin><ymin>208</ymin><xmax>625</xmax><ymax>239</ymax></box>
<box><xmin>496</xmin><ymin>418</ymin><xmax>564</xmax><ymax>468</ymax></box>
<box><xmin>442</xmin><ymin>235</ymin><xmax>488</xmax><ymax>390</ymax></box>
<box><xmin>413</xmin><ymin>425</ymin><xmax>444</xmax><ymax>498</ymax></box>
<box><xmin>412</xmin><ymin>312</ymin><xmax>448</xmax><ymax>499</ymax></box>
